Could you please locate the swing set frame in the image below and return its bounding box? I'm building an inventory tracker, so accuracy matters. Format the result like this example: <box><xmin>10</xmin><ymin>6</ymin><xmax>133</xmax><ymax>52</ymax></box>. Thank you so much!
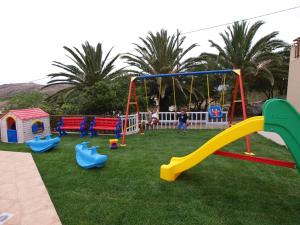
<box><xmin>120</xmin><ymin>69</ymin><xmax>297</xmax><ymax>170</ymax></box>
<box><xmin>121</xmin><ymin>69</ymin><xmax>250</xmax><ymax>151</ymax></box>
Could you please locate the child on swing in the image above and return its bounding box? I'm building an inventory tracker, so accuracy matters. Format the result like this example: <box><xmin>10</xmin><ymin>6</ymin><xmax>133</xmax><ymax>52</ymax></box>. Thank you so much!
<box><xmin>177</xmin><ymin>108</ymin><xmax>189</xmax><ymax>132</ymax></box>
<box><xmin>149</xmin><ymin>106</ymin><xmax>159</xmax><ymax>126</ymax></box>
<box><xmin>143</xmin><ymin>107</ymin><xmax>159</xmax><ymax>130</ymax></box>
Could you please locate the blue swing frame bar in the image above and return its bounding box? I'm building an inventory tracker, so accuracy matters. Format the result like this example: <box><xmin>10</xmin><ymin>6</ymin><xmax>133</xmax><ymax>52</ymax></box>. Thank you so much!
<box><xmin>134</xmin><ymin>69</ymin><xmax>235</xmax><ymax>80</ymax></box>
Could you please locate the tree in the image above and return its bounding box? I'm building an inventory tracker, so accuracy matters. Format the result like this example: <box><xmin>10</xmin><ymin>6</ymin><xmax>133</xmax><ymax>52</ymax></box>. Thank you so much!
<box><xmin>206</xmin><ymin>20</ymin><xmax>287</xmax><ymax>95</ymax></box>
<box><xmin>190</xmin><ymin>54</ymin><xmax>229</xmax><ymax>110</ymax></box>
<box><xmin>60</xmin><ymin>78</ymin><xmax>144</xmax><ymax>115</ymax></box>
<box><xmin>271</xmin><ymin>46</ymin><xmax>290</xmax><ymax>97</ymax></box>
<box><xmin>8</xmin><ymin>91</ymin><xmax>45</xmax><ymax>109</ymax></box>
<box><xmin>45</xmin><ymin>41</ymin><xmax>124</xmax><ymax>98</ymax></box>
<box><xmin>122</xmin><ymin>29</ymin><xmax>198</xmax><ymax>110</ymax></box>
<box><xmin>248</xmin><ymin>46</ymin><xmax>290</xmax><ymax>99</ymax></box>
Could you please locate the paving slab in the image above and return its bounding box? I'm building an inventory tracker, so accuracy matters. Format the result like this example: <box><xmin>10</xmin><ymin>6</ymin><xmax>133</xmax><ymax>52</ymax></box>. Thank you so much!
<box><xmin>0</xmin><ymin>151</ymin><xmax>61</xmax><ymax>225</ymax></box>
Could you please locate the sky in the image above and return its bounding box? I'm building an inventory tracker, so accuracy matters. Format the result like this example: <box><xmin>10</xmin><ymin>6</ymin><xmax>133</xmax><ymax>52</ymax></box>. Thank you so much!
<box><xmin>0</xmin><ymin>0</ymin><xmax>299</xmax><ymax>85</ymax></box>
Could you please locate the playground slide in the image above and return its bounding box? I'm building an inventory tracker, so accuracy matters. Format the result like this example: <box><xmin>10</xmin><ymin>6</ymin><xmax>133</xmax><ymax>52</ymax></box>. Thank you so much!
<box><xmin>160</xmin><ymin>116</ymin><xmax>264</xmax><ymax>181</ymax></box>
<box><xmin>160</xmin><ymin>99</ymin><xmax>300</xmax><ymax>181</ymax></box>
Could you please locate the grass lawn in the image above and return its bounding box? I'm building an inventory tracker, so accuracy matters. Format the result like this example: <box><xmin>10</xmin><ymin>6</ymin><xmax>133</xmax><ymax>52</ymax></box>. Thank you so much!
<box><xmin>0</xmin><ymin>130</ymin><xmax>299</xmax><ymax>225</ymax></box>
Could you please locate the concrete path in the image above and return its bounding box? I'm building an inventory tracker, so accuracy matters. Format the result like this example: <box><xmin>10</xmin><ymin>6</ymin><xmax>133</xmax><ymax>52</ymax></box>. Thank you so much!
<box><xmin>0</xmin><ymin>151</ymin><xmax>61</xmax><ymax>225</ymax></box>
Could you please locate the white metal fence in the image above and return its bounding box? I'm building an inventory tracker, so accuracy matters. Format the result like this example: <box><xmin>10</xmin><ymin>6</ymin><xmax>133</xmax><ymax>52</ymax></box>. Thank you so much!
<box><xmin>120</xmin><ymin>111</ymin><xmax>229</xmax><ymax>135</ymax></box>
<box><xmin>120</xmin><ymin>114</ymin><xmax>140</xmax><ymax>135</ymax></box>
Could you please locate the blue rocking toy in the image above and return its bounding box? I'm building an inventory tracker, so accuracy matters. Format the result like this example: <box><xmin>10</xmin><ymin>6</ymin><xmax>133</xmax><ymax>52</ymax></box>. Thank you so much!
<box><xmin>75</xmin><ymin>142</ymin><xmax>108</xmax><ymax>169</ymax></box>
<box><xmin>26</xmin><ymin>134</ymin><xmax>61</xmax><ymax>153</ymax></box>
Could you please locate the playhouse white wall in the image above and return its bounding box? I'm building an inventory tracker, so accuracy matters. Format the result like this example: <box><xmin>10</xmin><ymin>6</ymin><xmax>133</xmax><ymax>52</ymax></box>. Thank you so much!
<box><xmin>22</xmin><ymin>117</ymin><xmax>50</xmax><ymax>143</ymax></box>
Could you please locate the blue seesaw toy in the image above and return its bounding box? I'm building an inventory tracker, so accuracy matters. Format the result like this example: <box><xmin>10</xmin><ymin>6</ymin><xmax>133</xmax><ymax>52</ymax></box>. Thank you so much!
<box><xmin>75</xmin><ymin>142</ymin><xmax>108</xmax><ymax>169</ymax></box>
<box><xmin>26</xmin><ymin>134</ymin><xmax>61</xmax><ymax>153</ymax></box>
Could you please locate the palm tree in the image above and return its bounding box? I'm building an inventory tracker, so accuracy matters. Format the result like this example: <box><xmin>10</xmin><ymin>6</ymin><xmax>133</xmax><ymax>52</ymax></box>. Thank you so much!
<box><xmin>250</xmin><ymin>46</ymin><xmax>290</xmax><ymax>99</ymax></box>
<box><xmin>206</xmin><ymin>20</ymin><xmax>287</xmax><ymax>92</ymax></box>
<box><xmin>45</xmin><ymin>41</ymin><xmax>124</xmax><ymax>98</ymax></box>
<box><xmin>122</xmin><ymin>29</ymin><xmax>198</xmax><ymax>109</ymax></box>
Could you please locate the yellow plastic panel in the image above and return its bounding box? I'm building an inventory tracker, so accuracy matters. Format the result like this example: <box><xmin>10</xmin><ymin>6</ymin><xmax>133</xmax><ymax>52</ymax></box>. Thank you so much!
<box><xmin>160</xmin><ymin>116</ymin><xmax>264</xmax><ymax>181</ymax></box>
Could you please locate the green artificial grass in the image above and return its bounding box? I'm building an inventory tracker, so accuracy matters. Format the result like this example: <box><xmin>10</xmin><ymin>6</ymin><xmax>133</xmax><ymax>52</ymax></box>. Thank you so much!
<box><xmin>0</xmin><ymin>130</ymin><xmax>299</xmax><ymax>225</ymax></box>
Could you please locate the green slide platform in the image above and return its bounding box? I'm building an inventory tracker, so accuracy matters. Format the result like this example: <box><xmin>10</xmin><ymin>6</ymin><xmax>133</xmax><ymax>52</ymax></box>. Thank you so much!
<box><xmin>263</xmin><ymin>99</ymin><xmax>300</xmax><ymax>171</ymax></box>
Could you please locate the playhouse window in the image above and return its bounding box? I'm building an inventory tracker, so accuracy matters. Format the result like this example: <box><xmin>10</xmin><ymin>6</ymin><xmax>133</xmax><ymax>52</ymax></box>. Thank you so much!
<box><xmin>32</xmin><ymin>121</ymin><xmax>44</xmax><ymax>134</ymax></box>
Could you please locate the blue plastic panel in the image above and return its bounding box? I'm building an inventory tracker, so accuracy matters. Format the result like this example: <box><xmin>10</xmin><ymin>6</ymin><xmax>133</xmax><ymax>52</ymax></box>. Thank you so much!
<box><xmin>7</xmin><ymin>129</ymin><xmax>18</xmax><ymax>143</ymax></box>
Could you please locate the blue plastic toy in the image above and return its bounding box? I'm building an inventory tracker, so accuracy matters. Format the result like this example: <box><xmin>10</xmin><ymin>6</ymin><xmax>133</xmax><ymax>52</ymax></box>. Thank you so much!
<box><xmin>208</xmin><ymin>105</ymin><xmax>223</xmax><ymax>119</ymax></box>
<box><xmin>75</xmin><ymin>142</ymin><xmax>108</xmax><ymax>169</ymax></box>
<box><xmin>26</xmin><ymin>134</ymin><xmax>61</xmax><ymax>153</ymax></box>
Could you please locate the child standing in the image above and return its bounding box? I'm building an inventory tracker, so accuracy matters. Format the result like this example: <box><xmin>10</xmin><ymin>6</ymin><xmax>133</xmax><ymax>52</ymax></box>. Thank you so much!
<box><xmin>177</xmin><ymin>109</ymin><xmax>189</xmax><ymax>132</ymax></box>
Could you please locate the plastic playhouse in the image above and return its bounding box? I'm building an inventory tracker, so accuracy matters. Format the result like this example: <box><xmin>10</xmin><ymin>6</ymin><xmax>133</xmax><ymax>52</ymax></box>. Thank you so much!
<box><xmin>26</xmin><ymin>134</ymin><xmax>61</xmax><ymax>153</ymax></box>
<box><xmin>0</xmin><ymin>108</ymin><xmax>50</xmax><ymax>143</ymax></box>
<box><xmin>75</xmin><ymin>142</ymin><xmax>108</xmax><ymax>169</ymax></box>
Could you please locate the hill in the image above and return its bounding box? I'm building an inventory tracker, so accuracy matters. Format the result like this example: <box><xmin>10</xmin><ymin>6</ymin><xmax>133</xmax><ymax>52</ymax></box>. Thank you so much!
<box><xmin>0</xmin><ymin>83</ymin><xmax>68</xmax><ymax>99</ymax></box>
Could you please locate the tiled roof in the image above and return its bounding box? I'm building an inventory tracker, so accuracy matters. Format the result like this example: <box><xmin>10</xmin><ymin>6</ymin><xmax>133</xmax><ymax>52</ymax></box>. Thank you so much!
<box><xmin>9</xmin><ymin>108</ymin><xmax>49</xmax><ymax>120</ymax></box>
<box><xmin>293</xmin><ymin>37</ymin><xmax>300</xmax><ymax>42</ymax></box>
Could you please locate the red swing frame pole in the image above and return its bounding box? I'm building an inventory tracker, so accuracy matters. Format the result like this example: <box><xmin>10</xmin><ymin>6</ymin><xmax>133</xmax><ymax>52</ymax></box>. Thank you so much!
<box><xmin>121</xmin><ymin>78</ymin><xmax>134</xmax><ymax>146</ymax></box>
<box><xmin>238</xmin><ymin>71</ymin><xmax>251</xmax><ymax>154</ymax></box>
<box><xmin>229</xmin><ymin>77</ymin><xmax>239</xmax><ymax>126</ymax></box>
<box><xmin>133</xmin><ymin>82</ymin><xmax>142</xmax><ymax>133</ymax></box>
<box><xmin>229</xmin><ymin>70</ymin><xmax>251</xmax><ymax>154</ymax></box>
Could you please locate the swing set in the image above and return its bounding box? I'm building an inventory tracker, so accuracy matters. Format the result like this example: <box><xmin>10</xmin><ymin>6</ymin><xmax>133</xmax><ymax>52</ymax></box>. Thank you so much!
<box><xmin>120</xmin><ymin>69</ymin><xmax>297</xmax><ymax>176</ymax></box>
<box><xmin>121</xmin><ymin>69</ymin><xmax>250</xmax><ymax>153</ymax></box>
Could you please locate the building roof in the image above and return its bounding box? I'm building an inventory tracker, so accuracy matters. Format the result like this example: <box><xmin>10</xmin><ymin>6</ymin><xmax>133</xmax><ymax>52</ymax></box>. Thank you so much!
<box><xmin>9</xmin><ymin>108</ymin><xmax>49</xmax><ymax>120</ymax></box>
<box><xmin>293</xmin><ymin>37</ymin><xmax>300</xmax><ymax>42</ymax></box>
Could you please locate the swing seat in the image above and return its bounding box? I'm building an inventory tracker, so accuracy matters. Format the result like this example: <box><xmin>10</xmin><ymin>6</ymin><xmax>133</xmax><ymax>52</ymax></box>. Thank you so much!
<box><xmin>148</xmin><ymin>119</ymin><xmax>159</xmax><ymax>129</ymax></box>
<box><xmin>175</xmin><ymin>122</ymin><xmax>190</xmax><ymax>129</ymax></box>
<box><xmin>208</xmin><ymin>106</ymin><xmax>223</xmax><ymax>119</ymax></box>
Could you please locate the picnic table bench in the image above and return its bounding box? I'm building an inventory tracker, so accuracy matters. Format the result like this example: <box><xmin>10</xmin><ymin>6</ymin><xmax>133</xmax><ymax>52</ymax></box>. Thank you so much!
<box><xmin>89</xmin><ymin>117</ymin><xmax>121</xmax><ymax>138</ymax></box>
<box><xmin>56</xmin><ymin>117</ymin><xmax>87</xmax><ymax>137</ymax></box>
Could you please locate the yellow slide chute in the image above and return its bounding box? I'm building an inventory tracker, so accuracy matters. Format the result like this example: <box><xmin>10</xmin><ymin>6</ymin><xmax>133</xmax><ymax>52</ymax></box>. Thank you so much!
<box><xmin>160</xmin><ymin>116</ymin><xmax>264</xmax><ymax>181</ymax></box>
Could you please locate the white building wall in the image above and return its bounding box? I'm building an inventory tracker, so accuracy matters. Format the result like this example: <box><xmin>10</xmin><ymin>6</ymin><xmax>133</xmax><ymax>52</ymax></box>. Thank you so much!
<box><xmin>287</xmin><ymin>44</ymin><xmax>300</xmax><ymax>112</ymax></box>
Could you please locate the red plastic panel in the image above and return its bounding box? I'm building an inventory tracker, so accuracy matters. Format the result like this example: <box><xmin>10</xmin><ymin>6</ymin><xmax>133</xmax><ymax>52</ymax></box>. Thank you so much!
<box><xmin>214</xmin><ymin>150</ymin><xmax>296</xmax><ymax>169</ymax></box>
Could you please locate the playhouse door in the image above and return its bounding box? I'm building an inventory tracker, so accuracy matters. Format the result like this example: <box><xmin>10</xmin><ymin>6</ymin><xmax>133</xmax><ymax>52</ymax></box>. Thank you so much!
<box><xmin>6</xmin><ymin>117</ymin><xmax>18</xmax><ymax>143</ymax></box>
<box><xmin>7</xmin><ymin>130</ymin><xmax>18</xmax><ymax>143</ymax></box>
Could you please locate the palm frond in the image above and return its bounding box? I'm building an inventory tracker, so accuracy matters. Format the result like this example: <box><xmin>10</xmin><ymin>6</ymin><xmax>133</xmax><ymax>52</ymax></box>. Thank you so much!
<box><xmin>46</xmin><ymin>41</ymin><xmax>124</xmax><ymax>99</ymax></box>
